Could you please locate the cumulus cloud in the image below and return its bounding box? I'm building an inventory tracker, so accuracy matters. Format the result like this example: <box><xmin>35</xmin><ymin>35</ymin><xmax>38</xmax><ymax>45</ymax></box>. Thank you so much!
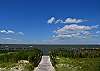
<box><xmin>48</xmin><ymin>17</ymin><xmax>55</xmax><ymax>24</ymax></box>
<box><xmin>64</xmin><ymin>18</ymin><xmax>87</xmax><ymax>23</ymax></box>
<box><xmin>0</xmin><ymin>29</ymin><xmax>25</xmax><ymax>44</ymax></box>
<box><xmin>54</xmin><ymin>24</ymin><xmax>98</xmax><ymax>34</ymax></box>
<box><xmin>53</xmin><ymin>24</ymin><xmax>99</xmax><ymax>39</ymax></box>
<box><xmin>1</xmin><ymin>37</ymin><xmax>20</xmax><ymax>41</ymax></box>
<box><xmin>48</xmin><ymin>17</ymin><xmax>88</xmax><ymax>24</ymax></box>
<box><xmin>53</xmin><ymin>31</ymin><xmax>92</xmax><ymax>39</ymax></box>
<box><xmin>0</xmin><ymin>29</ymin><xmax>24</xmax><ymax>35</ymax></box>
<box><xmin>2</xmin><ymin>38</ymin><xmax>13</xmax><ymax>40</ymax></box>
<box><xmin>7</xmin><ymin>30</ymin><xmax>15</xmax><ymax>34</ymax></box>
<box><xmin>0</xmin><ymin>30</ymin><xmax>15</xmax><ymax>34</ymax></box>
<box><xmin>54</xmin><ymin>34</ymin><xmax>72</xmax><ymax>38</ymax></box>
<box><xmin>81</xmin><ymin>31</ymin><xmax>90</xmax><ymax>35</ymax></box>
<box><xmin>18</xmin><ymin>32</ymin><xmax>24</xmax><ymax>35</ymax></box>
<box><xmin>0</xmin><ymin>30</ymin><xmax>6</xmax><ymax>33</ymax></box>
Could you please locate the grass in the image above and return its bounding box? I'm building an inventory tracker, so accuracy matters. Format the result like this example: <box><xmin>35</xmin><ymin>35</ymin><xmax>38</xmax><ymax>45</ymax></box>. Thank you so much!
<box><xmin>55</xmin><ymin>56</ymin><xmax>100</xmax><ymax>71</ymax></box>
<box><xmin>0</xmin><ymin>56</ymin><xmax>34</xmax><ymax>71</ymax></box>
<box><xmin>0</xmin><ymin>62</ymin><xmax>17</xmax><ymax>68</ymax></box>
<box><xmin>0</xmin><ymin>62</ymin><xmax>34</xmax><ymax>71</ymax></box>
<box><xmin>0</xmin><ymin>49</ymin><xmax>42</xmax><ymax>71</ymax></box>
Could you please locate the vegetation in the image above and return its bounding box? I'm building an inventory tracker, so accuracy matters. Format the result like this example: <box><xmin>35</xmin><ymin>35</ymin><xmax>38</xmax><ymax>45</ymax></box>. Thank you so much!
<box><xmin>49</xmin><ymin>48</ymin><xmax>100</xmax><ymax>71</ymax></box>
<box><xmin>0</xmin><ymin>48</ymin><xmax>43</xmax><ymax>71</ymax></box>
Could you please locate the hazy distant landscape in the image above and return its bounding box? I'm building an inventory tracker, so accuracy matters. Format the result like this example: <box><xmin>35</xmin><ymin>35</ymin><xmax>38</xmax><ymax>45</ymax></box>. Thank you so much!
<box><xmin>0</xmin><ymin>44</ymin><xmax>100</xmax><ymax>71</ymax></box>
<box><xmin>0</xmin><ymin>44</ymin><xmax>100</xmax><ymax>55</ymax></box>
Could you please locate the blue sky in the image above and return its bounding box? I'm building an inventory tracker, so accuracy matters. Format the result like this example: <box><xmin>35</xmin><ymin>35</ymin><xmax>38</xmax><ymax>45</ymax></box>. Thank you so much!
<box><xmin>0</xmin><ymin>0</ymin><xmax>100</xmax><ymax>44</ymax></box>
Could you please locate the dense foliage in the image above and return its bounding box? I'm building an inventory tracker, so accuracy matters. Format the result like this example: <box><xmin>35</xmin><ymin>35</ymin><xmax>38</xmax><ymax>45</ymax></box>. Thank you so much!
<box><xmin>0</xmin><ymin>48</ymin><xmax>43</xmax><ymax>68</ymax></box>
<box><xmin>49</xmin><ymin>48</ymin><xmax>100</xmax><ymax>71</ymax></box>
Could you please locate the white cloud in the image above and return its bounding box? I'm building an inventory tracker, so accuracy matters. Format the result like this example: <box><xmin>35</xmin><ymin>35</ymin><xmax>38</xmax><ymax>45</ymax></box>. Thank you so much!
<box><xmin>64</xmin><ymin>18</ymin><xmax>87</xmax><ymax>23</ymax></box>
<box><xmin>55</xmin><ymin>34</ymin><xmax>72</xmax><ymax>38</ymax></box>
<box><xmin>1</xmin><ymin>37</ymin><xmax>17</xmax><ymax>40</ymax></box>
<box><xmin>53</xmin><ymin>24</ymin><xmax>99</xmax><ymax>39</ymax></box>
<box><xmin>0</xmin><ymin>29</ymin><xmax>24</xmax><ymax>35</ymax></box>
<box><xmin>55</xmin><ymin>19</ymin><xmax>63</xmax><ymax>24</ymax></box>
<box><xmin>48</xmin><ymin>17</ymin><xmax>55</xmax><ymax>24</ymax></box>
<box><xmin>0</xmin><ymin>30</ymin><xmax>15</xmax><ymax>34</ymax></box>
<box><xmin>55</xmin><ymin>24</ymin><xmax>98</xmax><ymax>34</ymax></box>
<box><xmin>53</xmin><ymin>32</ymin><xmax>81</xmax><ymax>39</ymax></box>
<box><xmin>18</xmin><ymin>32</ymin><xmax>24</xmax><ymax>35</ymax></box>
<box><xmin>0</xmin><ymin>29</ymin><xmax>25</xmax><ymax>44</ymax></box>
<box><xmin>2</xmin><ymin>38</ymin><xmax>12</xmax><ymax>40</ymax></box>
<box><xmin>7</xmin><ymin>30</ymin><xmax>15</xmax><ymax>34</ymax></box>
<box><xmin>0</xmin><ymin>30</ymin><xmax>7</xmax><ymax>33</ymax></box>
<box><xmin>96</xmin><ymin>31</ymin><xmax>100</xmax><ymax>34</ymax></box>
<box><xmin>48</xmin><ymin>17</ymin><xmax>88</xmax><ymax>24</ymax></box>
<box><xmin>81</xmin><ymin>31</ymin><xmax>90</xmax><ymax>35</ymax></box>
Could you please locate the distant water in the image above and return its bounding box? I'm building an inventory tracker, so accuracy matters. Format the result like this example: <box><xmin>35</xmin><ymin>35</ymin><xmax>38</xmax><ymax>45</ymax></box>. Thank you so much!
<box><xmin>0</xmin><ymin>44</ymin><xmax>100</xmax><ymax>55</ymax></box>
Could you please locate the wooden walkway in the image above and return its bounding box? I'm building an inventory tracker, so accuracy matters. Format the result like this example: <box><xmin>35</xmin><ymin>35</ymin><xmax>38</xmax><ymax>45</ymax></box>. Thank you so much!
<box><xmin>34</xmin><ymin>56</ymin><xmax>55</xmax><ymax>71</ymax></box>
